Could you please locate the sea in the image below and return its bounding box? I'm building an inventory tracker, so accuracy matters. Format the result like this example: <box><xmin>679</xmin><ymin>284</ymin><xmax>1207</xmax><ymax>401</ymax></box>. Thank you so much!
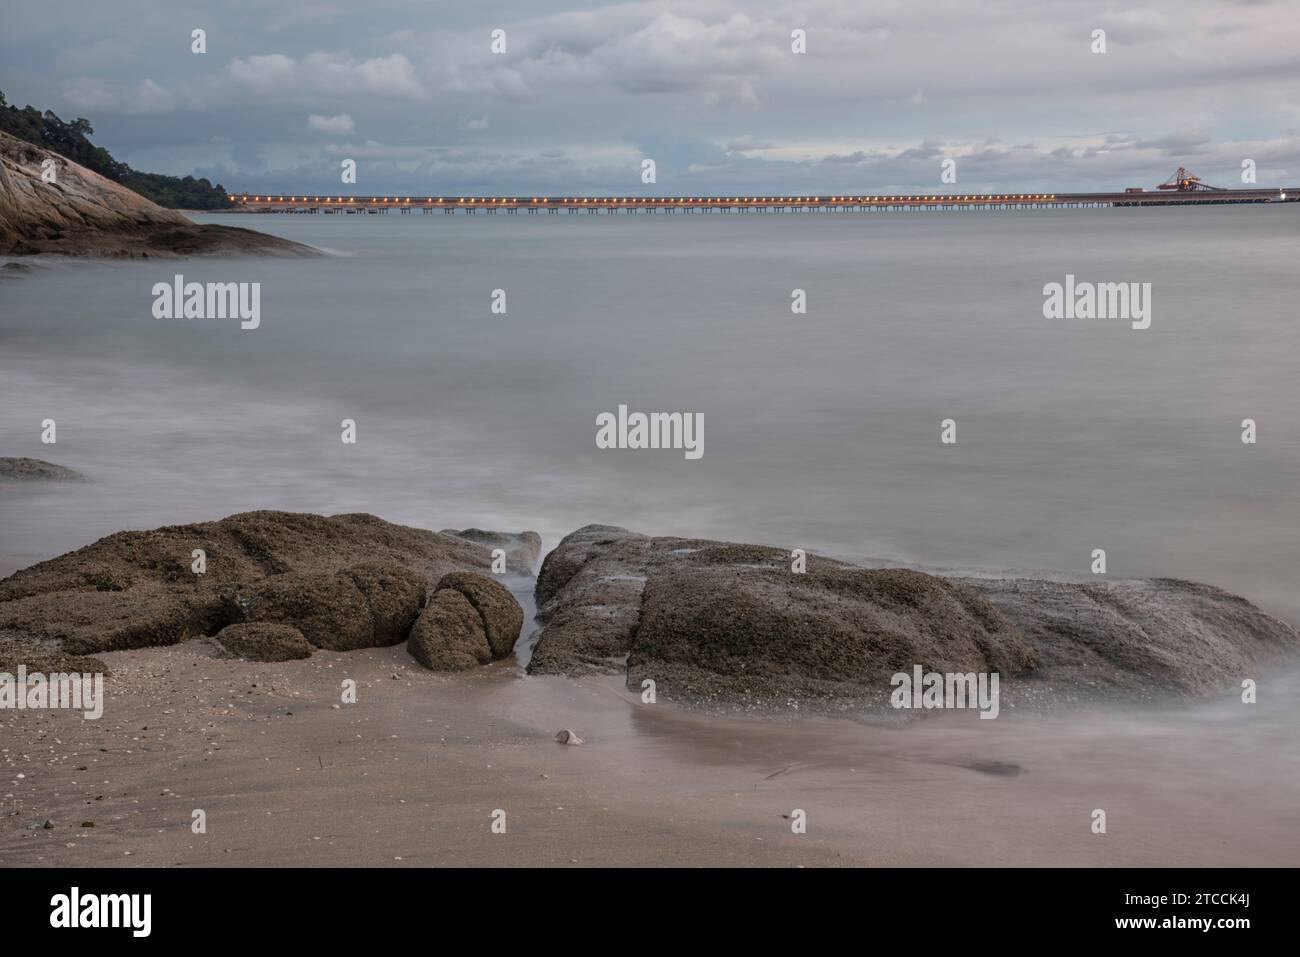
<box><xmin>3</xmin><ymin>205</ymin><xmax>1298</xmax><ymax>622</ymax></box>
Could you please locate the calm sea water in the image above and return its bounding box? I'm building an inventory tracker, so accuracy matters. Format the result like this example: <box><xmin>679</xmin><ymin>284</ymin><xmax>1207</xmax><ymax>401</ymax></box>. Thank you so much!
<box><xmin>3</xmin><ymin>206</ymin><xmax>1299</xmax><ymax>621</ymax></box>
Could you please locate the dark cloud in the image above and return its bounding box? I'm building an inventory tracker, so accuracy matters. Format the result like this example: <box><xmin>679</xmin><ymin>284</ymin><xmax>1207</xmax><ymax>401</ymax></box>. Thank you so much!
<box><xmin>2</xmin><ymin>0</ymin><xmax>1297</xmax><ymax>191</ymax></box>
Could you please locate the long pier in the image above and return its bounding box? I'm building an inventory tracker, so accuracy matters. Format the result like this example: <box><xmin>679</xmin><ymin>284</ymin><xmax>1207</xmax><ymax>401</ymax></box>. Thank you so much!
<box><xmin>229</xmin><ymin>188</ymin><xmax>1294</xmax><ymax>214</ymax></box>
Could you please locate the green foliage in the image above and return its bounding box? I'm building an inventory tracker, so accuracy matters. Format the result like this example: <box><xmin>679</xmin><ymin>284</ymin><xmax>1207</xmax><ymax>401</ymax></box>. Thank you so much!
<box><xmin>0</xmin><ymin>91</ymin><xmax>233</xmax><ymax>210</ymax></box>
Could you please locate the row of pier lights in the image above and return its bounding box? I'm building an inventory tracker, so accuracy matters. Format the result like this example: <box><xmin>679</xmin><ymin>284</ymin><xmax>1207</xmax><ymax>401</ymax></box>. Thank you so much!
<box><xmin>231</xmin><ymin>193</ymin><xmax>1061</xmax><ymax>207</ymax></box>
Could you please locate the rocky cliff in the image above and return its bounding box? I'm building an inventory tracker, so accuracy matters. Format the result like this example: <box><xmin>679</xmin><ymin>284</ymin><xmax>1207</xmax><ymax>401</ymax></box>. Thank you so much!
<box><xmin>0</xmin><ymin>131</ymin><xmax>314</xmax><ymax>257</ymax></box>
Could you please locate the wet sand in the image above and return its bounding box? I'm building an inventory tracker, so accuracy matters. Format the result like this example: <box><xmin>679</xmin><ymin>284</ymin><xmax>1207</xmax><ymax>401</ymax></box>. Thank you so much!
<box><xmin>3</xmin><ymin>636</ymin><xmax>1298</xmax><ymax>867</ymax></box>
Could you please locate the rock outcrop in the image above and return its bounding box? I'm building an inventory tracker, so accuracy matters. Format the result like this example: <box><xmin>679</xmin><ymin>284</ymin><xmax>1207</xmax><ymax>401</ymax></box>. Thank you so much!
<box><xmin>0</xmin><ymin>511</ymin><xmax>530</xmax><ymax>658</ymax></box>
<box><xmin>221</xmin><ymin>561</ymin><xmax>426</xmax><ymax>652</ymax></box>
<box><xmin>407</xmin><ymin>572</ymin><xmax>524</xmax><ymax>670</ymax></box>
<box><xmin>529</xmin><ymin>524</ymin><xmax>658</xmax><ymax>675</ymax></box>
<box><xmin>435</xmin><ymin>572</ymin><xmax>524</xmax><ymax>658</ymax></box>
<box><xmin>213</xmin><ymin>623</ymin><xmax>313</xmax><ymax>662</ymax></box>
<box><xmin>0</xmin><ymin>457</ymin><xmax>85</xmax><ymax>482</ymax></box>
<box><xmin>408</xmin><ymin>590</ymin><xmax>491</xmax><ymax>671</ymax></box>
<box><xmin>955</xmin><ymin>576</ymin><xmax>1299</xmax><ymax>697</ymax></box>
<box><xmin>0</xmin><ymin>131</ymin><xmax>316</xmax><ymax>258</ymax></box>
<box><xmin>0</xmin><ymin>637</ymin><xmax>108</xmax><ymax>677</ymax></box>
<box><xmin>530</xmin><ymin>525</ymin><xmax>1300</xmax><ymax>708</ymax></box>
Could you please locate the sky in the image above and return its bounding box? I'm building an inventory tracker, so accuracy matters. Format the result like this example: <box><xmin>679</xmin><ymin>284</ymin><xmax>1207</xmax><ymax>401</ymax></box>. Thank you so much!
<box><xmin>3</xmin><ymin>0</ymin><xmax>1298</xmax><ymax>195</ymax></box>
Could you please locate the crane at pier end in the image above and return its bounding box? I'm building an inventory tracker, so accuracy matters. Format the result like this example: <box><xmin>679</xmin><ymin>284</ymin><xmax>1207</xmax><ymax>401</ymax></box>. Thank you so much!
<box><xmin>1157</xmin><ymin>167</ymin><xmax>1228</xmax><ymax>192</ymax></box>
<box><xmin>1125</xmin><ymin>167</ymin><xmax>1229</xmax><ymax>194</ymax></box>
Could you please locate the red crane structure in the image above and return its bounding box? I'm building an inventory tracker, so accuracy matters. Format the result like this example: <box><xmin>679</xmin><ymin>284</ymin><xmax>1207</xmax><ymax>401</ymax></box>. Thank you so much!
<box><xmin>1157</xmin><ymin>167</ymin><xmax>1227</xmax><ymax>192</ymax></box>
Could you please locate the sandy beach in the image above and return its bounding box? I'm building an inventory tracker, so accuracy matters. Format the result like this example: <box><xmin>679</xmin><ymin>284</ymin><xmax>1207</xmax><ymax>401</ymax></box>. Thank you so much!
<box><xmin>4</xmin><ymin>622</ymin><xmax>1298</xmax><ymax>868</ymax></box>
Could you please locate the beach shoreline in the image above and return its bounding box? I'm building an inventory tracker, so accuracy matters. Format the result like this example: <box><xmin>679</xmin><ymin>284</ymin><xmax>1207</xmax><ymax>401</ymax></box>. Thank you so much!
<box><xmin>3</xmin><ymin>638</ymin><xmax>1298</xmax><ymax>867</ymax></box>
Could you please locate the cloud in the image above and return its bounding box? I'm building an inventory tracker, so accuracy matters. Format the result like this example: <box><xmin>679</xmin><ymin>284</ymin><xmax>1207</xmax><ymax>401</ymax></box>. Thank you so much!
<box><xmin>198</xmin><ymin>128</ymin><xmax>1300</xmax><ymax>197</ymax></box>
<box><xmin>61</xmin><ymin>77</ymin><xmax>177</xmax><ymax>114</ymax></box>
<box><xmin>430</xmin><ymin>10</ymin><xmax>791</xmax><ymax>106</ymax></box>
<box><xmin>726</xmin><ymin>135</ymin><xmax>777</xmax><ymax>153</ymax></box>
<box><xmin>53</xmin><ymin>36</ymin><xmax>138</xmax><ymax>72</ymax></box>
<box><xmin>227</xmin><ymin>52</ymin><xmax>424</xmax><ymax>99</ymax></box>
<box><xmin>307</xmin><ymin>112</ymin><xmax>355</xmax><ymax>134</ymax></box>
<box><xmin>1135</xmin><ymin>128</ymin><xmax>1214</xmax><ymax>155</ymax></box>
<box><xmin>1098</xmin><ymin>8</ymin><xmax>1175</xmax><ymax>42</ymax></box>
<box><xmin>15</xmin><ymin>0</ymin><xmax>1300</xmax><ymax>193</ymax></box>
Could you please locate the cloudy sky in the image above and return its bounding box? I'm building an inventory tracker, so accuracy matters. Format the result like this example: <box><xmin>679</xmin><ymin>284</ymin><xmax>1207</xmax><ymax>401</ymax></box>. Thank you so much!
<box><xmin>3</xmin><ymin>0</ymin><xmax>1298</xmax><ymax>195</ymax></box>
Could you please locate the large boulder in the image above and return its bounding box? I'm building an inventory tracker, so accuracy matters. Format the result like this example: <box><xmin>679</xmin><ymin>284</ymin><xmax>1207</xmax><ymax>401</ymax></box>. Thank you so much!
<box><xmin>407</xmin><ymin>589</ymin><xmax>492</xmax><ymax>671</ymax></box>
<box><xmin>0</xmin><ymin>511</ymin><xmax>532</xmax><ymax>657</ymax></box>
<box><xmin>436</xmin><ymin>572</ymin><xmax>524</xmax><ymax>658</ymax></box>
<box><xmin>530</xmin><ymin>525</ymin><xmax>1300</xmax><ymax>708</ymax></box>
<box><xmin>406</xmin><ymin>572</ymin><xmax>525</xmax><ymax>671</ymax></box>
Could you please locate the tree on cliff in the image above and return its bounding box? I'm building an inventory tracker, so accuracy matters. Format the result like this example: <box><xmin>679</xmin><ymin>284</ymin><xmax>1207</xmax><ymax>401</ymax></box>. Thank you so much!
<box><xmin>0</xmin><ymin>91</ymin><xmax>233</xmax><ymax>210</ymax></box>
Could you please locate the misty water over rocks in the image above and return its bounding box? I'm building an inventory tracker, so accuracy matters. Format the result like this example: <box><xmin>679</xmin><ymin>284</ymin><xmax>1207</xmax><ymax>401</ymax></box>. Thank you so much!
<box><xmin>3</xmin><ymin>206</ymin><xmax>1299</xmax><ymax>629</ymax></box>
<box><xmin>4</xmin><ymin>208</ymin><xmax>1300</xmax><ymax>868</ymax></box>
